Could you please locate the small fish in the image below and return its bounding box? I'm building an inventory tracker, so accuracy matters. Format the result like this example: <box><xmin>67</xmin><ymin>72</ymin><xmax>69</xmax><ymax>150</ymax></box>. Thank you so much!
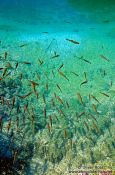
<box><xmin>71</xmin><ymin>71</ymin><xmax>79</xmax><ymax>77</ymax></box>
<box><xmin>66</xmin><ymin>101</ymin><xmax>70</xmax><ymax>108</ymax></box>
<box><xmin>47</xmin><ymin>123</ymin><xmax>51</xmax><ymax>133</ymax></box>
<box><xmin>92</xmin><ymin>104</ymin><xmax>98</xmax><ymax>113</ymax></box>
<box><xmin>66</xmin><ymin>38</ymin><xmax>79</xmax><ymax>44</ymax></box>
<box><xmin>64</xmin><ymin>129</ymin><xmax>67</xmax><ymax>138</ymax></box>
<box><xmin>56</xmin><ymin>95</ymin><xmax>64</xmax><ymax>105</ymax></box>
<box><xmin>0</xmin><ymin>116</ymin><xmax>3</xmax><ymax>132</ymax></box>
<box><xmin>58</xmin><ymin>63</ymin><xmax>64</xmax><ymax>70</ymax></box>
<box><xmin>84</xmin><ymin>121</ymin><xmax>89</xmax><ymax>131</ymax></box>
<box><xmin>2</xmin><ymin>68</ymin><xmax>8</xmax><ymax>77</ymax></box>
<box><xmin>24</xmin><ymin>103</ymin><xmax>29</xmax><ymax>114</ymax></box>
<box><xmin>44</xmin><ymin>107</ymin><xmax>46</xmax><ymax>119</ymax></box>
<box><xmin>38</xmin><ymin>59</ymin><xmax>44</xmax><ymax>65</ymax></box>
<box><xmin>77</xmin><ymin>93</ymin><xmax>83</xmax><ymax>105</ymax></box>
<box><xmin>52</xmin><ymin>70</ymin><xmax>55</xmax><ymax>77</ymax></box>
<box><xmin>57</xmin><ymin>108</ymin><xmax>66</xmax><ymax>117</ymax></box>
<box><xmin>100</xmin><ymin>92</ymin><xmax>109</xmax><ymax>97</ymax></box>
<box><xmin>93</xmin><ymin>122</ymin><xmax>99</xmax><ymax>133</ymax></box>
<box><xmin>49</xmin><ymin>115</ymin><xmax>52</xmax><ymax>128</ymax></box>
<box><xmin>58</xmin><ymin>71</ymin><xmax>69</xmax><ymax>81</ymax></box>
<box><xmin>6</xmin><ymin>62</ymin><xmax>12</xmax><ymax>69</ymax></box>
<box><xmin>16</xmin><ymin>116</ymin><xmax>19</xmax><ymax>129</ymax></box>
<box><xmin>17</xmin><ymin>92</ymin><xmax>32</xmax><ymax>99</ymax></box>
<box><xmin>78</xmin><ymin>111</ymin><xmax>85</xmax><ymax>118</ymax></box>
<box><xmin>13</xmin><ymin>149</ymin><xmax>18</xmax><ymax>164</ymax></box>
<box><xmin>1</xmin><ymin>96</ymin><xmax>4</xmax><ymax>106</ymax></box>
<box><xmin>56</xmin><ymin>84</ymin><xmax>62</xmax><ymax>92</ymax></box>
<box><xmin>19</xmin><ymin>44</ymin><xmax>28</xmax><ymax>47</ymax></box>
<box><xmin>21</xmin><ymin>61</ymin><xmax>31</xmax><ymax>65</ymax></box>
<box><xmin>80</xmin><ymin>80</ymin><xmax>88</xmax><ymax>87</ymax></box>
<box><xmin>46</xmin><ymin>83</ymin><xmax>48</xmax><ymax>90</ymax></box>
<box><xmin>89</xmin><ymin>113</ymin><xmax>97</xmax><ymax>122</ymax></box>
<box><xmin>110</xmin><ymin>80</ymin><xmax>112</xmax><ymax>87</ymax></box>
<box><xmin>100</xmin><ymin>55</ymin><xmax>110</xmax><ymax>62</ymax></box>
<box><xmin>4</xmin><ymin>52</ymin><xmax>7</xmax><ymax>59</ymax></box>
<box><xmin>12</xmin><ymin>96</ymin><xmax>15</xmax><ymax>108</ymax></box>
<box><xmin>7</xmin><ymin>119</ymin><xmax>11</xmax><ymax>134</ymax></box>
<box><xmin>19</xmin><ymin>73</ymin><xmax>23</xmax><ymax>80</ymax></box>
<box><xmin>91</xmin><ymin>95</ymin><xmax>100</xmax><ymax>103</ymax></box>
<box><xmin>54</xmin><ymin>113</ymin><xmax>59</xmax><ymax>121</ymax></box>
<box><xmin>0</xmin><ymin>68</ymin><xmax>4</xmax><ymax>70</ymax></box>
<box><xmin>36</xmin><ymin>72</ymin><xmax>40</xmax><ymax>80</ymax></box>
<box><xmin>51</xmin><ymin>51</ymin><xmax>60</xmax><ymax>59</ymax></box>
<box><xmin>15</xmin><ymin>62</ymin><xmax>19</xmax><ymax>70</ymax></box>
<box><xmin>79</xmin><ymin>56</ymin><xmax>91</xmax><ymax>64</ymax></box>
<box><xmin>29</xmin><ymin>80</ymin><xmax>39</xmax><ymax>86</ymax></box>
<box><xmin>42</xmin><ymin>94</ymin><xmax>46</xmax><ymax>104</ymax></box>
<box><xmin>0</xmin><ymin>77</ymin><xmax>3</xmax><ymax>81</ymax></box>
<box><xmin>42</xmin><ymin>32</ymin><xmax>49</xmax><ymax>34</ymax></box>
<box><xmin>51</xmin><ymin>99</ymin><xmax>55</xmax><ymax>107</ymax></box>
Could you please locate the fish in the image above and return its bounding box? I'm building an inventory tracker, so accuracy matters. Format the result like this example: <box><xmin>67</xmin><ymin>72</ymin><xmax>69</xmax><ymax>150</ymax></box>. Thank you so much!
<box><xmin>16</xmin><ymin>116</ymin><xmax>19</xmax><ymax>129</ymax></box>
<box><xmin>46</xmin><ymin>83</ymin><xmax>48</xmax><ymax>90</ymax></box>
<box><xmin>44</xmin><ymin>107</ymin><xmax>46</xmax><ymax>119</ymax></box>
<box><xmin>0</xmin><ymin>116</ymin><xmax>3</xmax><ymax>132</ymax></box>
<box><xmin>100</xmin><ymin>92</ymin><xmax>109</xmax><ymax>97</ymax></box>
<box><xmin>89</xmin><ymin>113</ymin><xmax>97</xmax><ymax>122</ymax></box>
<box><xmin>91</xmin><ymin>95</ymin><xmax>100</xmax><ymax>103</ymax></box>
<box><xmin>77</xmin><ymin>93</ymin><xmax>83</xmax><ymax>105</ymax></box>
<box><xmin>0</xmin><ymin>77</ymin><xmax>3</xmax><ymax>81</ymax></box>
<box><xmin>58</xmin><ymin>71</ymin><xmax>69</xmax><ymax>81</ymax></box>
<box><xmin>12</xmin><ymin>96</ymin><xmax>15</xmax><ymax>108</ymax></box>
<box><xmin>78</xmin><ymin>111</ymin><xmax>85</xmax><ymax>118</ymax></box>
<box><xmin>66</xmin><ymin>101</ymin><xmax>70</xmax><ymax>108</ymax></box>
<box><xmin>56</xmin><ymin>84</ymin><xmax>62</xmax><ymax>92</ymax></box>
<box><xmin>64</xmin><ymin>129</ymin><xmax>67</xmax><ymax>138</ymax></box>
<box><xmin>24</xmin><ymin>103</ymin><xmax>29</xmax><ymax>114</ymax></box>
<box><xmin>0</xmin><ymin>68</ymin><xmax>4</xmax><ymax>70</ymax></box>
<box><xmin>2</xmin><ymin>68</ymin><xmax>8</xmax><ymax>77</ymax></box>
<box><xmin>19</xmin><ymin>73</ymin><xmax>23</xmax><ymax>80</ymax></box>
<box><xmin>17</xmin><ymin>92</ymin><xmax>32</xmax><ymax>99</ymax></box>
<box><xmin>42</xmin><ymin>32</ymin><xmax>49</xmax><ymax>34</ymax></box>
<box><xmin>52</xmin><ymin>70</ymin><xmax>55</xmax><ymax>77</ymax></box>
<box><xmin>55</xmin><ymin>95</ymin><xmax>64</xmax><ymax>105</ymax></box>
<box><xmin>92</xmin><ymin>104</ymin><xmax>98</xmax><ymax>113</ymax></box>
<box><xmin>4</xmin><ymin>52</ymin><xmax>7</xmax><ymax>59</ymax></box>
<box><xmin>100</xmin><ymin>55</ymin><xmax>110</xmax><ymax>62</ymax></box>
<box><xmin>19</xmin><ymin>44</ymin><xmax>28</xmax><ymax>47</ymax></box>
<box><xmin>1</xmin><ymin>96</ymin><xmax>4</xmax><ymax>106</ymax></box>
<box><xmin>36</xmin><ymin>72</ymin><xmax>40</xmax><ymax>80</ymax></box>
<box><xmin>71</xmin><ymin>71</ymin><xmax>79</xmax><ymax>77</ymax></box>
<box><xmin>58</xmin><ymin>63</ymin><xmax>64</xmax><ymax>70</ymax></box>
<box><xmin>49</xmin><ymin>115</ymin><xmax>52</xmax><ymax>128</ymax></box>
<box><xmin>42</xmin><ymin>94</ymin><xmax>46</xmax><ymax>104</ymax></box>
<box><xmin>15</xmin><ymin>62</ymin><xmax>19</xmax><ymax>70</ymax></box>
<box><xmin>66</xmin><ymin>38</ymin><xmax>80</xmax><ymax>44</ymax></box>
<box><xmin>13</xmin><ymin>149</ymin><xmax>18</xmax><ymax>165</ymax></box>
<box><xmin>84</xmin><ymin>121</ymin><xmax>89</xmax><ymax>131</ymax></box>
<box><xmin>7</xmin><ymin>119</ymin><xmax>11</xmax><ymax>134</ymax></box>
<box><xmin>78</xmin><ymin>56</ymin><xmax>91</xmax><ymax>64</ymax></box>
<box><xmin>57</xmin><ymin>108</ymin><xmax>66</xmax><ymax>117</ymax></box>
<box><xmin>47</xmin><ymin>123</ymin><xmax>51</xmax><ymax>133</ymax></box>
<box><xmin>6</xmin><ymin>62</ymin><xmax>12</xmax><ymax>69</ymax></box>
<box><xmin>80</xmin><ymin>80</ymin><xmax>88</xmax><ymax>87</ymax></box>
<box><xmin>20</xmin><ymin>61</ymin><xmax>31</xmax><ymax>65</ymax></box>
<box><xmin>38</xmin><ymin>59</ymin><xmax>44</xmax><ymax>65</ymax></box>
<box><xmin>51</xmin><ymin>52</ymin><xmax>60</xmax><ymax>59</ymax></box>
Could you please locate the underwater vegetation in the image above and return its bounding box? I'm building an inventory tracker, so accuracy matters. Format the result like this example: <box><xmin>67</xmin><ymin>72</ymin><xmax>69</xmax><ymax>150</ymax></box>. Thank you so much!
<box><xmin>0</xmin><ymin>35</ymin><xmax>115</xmax><ymax>175</ymax></box>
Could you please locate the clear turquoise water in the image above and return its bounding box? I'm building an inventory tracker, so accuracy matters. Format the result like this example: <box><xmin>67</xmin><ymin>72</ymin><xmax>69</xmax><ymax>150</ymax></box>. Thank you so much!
<box><xmin>0</xmin><ymin>0</ymin><xmax>115</xmax><ymax>174</ymax></box>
